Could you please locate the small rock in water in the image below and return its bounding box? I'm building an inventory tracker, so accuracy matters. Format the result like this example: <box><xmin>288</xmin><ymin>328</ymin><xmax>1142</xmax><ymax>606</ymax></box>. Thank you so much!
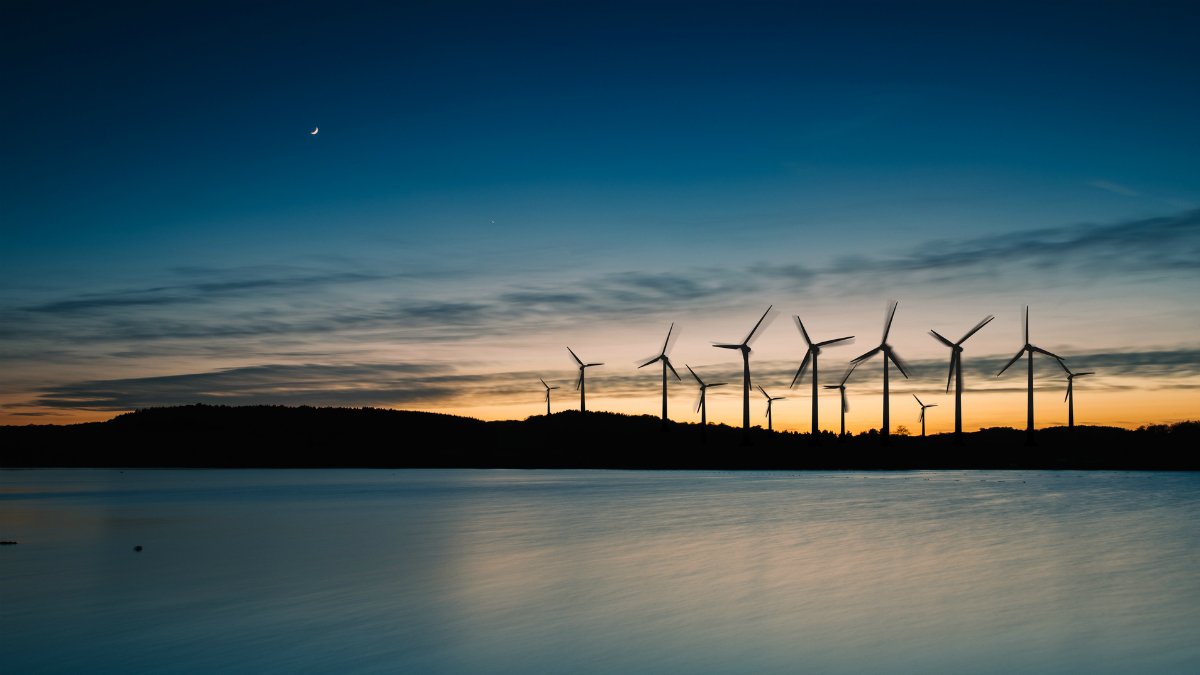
<box><xmin>1</xmin><ymin>541</ymin><xmax>18</xmax><ymax>545</ymax></box>
<box><xmin>133</xmin><ymin>545</ymin><xmax>143</xmax><ymax>552</ymax></box>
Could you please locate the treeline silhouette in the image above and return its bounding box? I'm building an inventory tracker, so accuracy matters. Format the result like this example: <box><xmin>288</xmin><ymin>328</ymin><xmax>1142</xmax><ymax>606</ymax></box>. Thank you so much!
<box><xmin>2</xmin><ymin>405</ymin><xmax>1198</xmax><ymax>470</ymax></box>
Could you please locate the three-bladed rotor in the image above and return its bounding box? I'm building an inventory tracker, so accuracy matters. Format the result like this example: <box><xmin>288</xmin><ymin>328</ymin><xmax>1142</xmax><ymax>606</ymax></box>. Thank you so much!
<box><xmin>639</xmin><ymin>322</ymin><xmax>682</xmax><ymax>381</ymax></box>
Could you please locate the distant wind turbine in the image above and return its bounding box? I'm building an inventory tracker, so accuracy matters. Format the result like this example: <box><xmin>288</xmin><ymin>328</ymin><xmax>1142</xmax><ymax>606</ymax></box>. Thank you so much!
<box><xmin>539</xmin><ymin>378</ymin><xmax>559</xmax><ymax>416</ymax></box>
<box><xmin>713</xmin><ymin>305</ymin><xmax>773</xmax><ymax>443</ymax></box>
<box><xmin>639</xmin><ymin>323</ymin><xmax>682</xmax><ymax>430</ymax></box>
<box><xmin>790</xmin><ymin>316</ymin><xmax>853</xmax><ymax>442</ymax></box>
<box><xmin>929</xmin><ymin>315</ymin><xmax>994</xmax><ymax>443</ymax></box>
<box><xmin>913</xmin><ymin>395</ymin><xmax>937</xmax><ymax>437</ymax></box>
<box><xmin>851</xmin><ymin>301</ymin><xmax>910</xmax><ymax>441</ymax></box>
<box><xmin>1055</xmin><ymin>358</ymin><xmax>1094</xmax><ymax>431</ymax></box>
<box><xmin>823</xmin><ymin>362</ymin><xmax>858</xmax><ymax>438</ymax></box>
<box><xmin>996</xmin><ymin>306</ymin><xmax>1061</xmax><ymax>446</ymax></box>
<box><xmin>567</xmin><ymin>347</ymin><xmax>603</xmax><ymax>413</ymax></box>
<box><xmin>758</xmin><ymin>385</ymin><xmax>786</xmax><ymax>433</ymax></box>
<box><xmin>686</xmin><ymin>364</ymin><xmax>727</xmax><ymax>441</ymax></box>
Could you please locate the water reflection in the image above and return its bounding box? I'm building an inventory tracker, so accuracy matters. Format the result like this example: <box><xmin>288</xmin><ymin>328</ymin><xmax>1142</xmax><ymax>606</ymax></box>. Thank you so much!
<box><xmin>1</xmin><ymin>470</ymin><xmax>1198</xmax><ymax>673</ymax></box>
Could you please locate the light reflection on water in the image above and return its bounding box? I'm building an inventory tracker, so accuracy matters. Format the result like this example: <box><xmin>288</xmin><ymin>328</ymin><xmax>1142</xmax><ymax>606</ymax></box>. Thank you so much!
<box><xmin>2</xmin><ymin>469</ymin><xmax>1198</xmax><ymax>673</ymax></box>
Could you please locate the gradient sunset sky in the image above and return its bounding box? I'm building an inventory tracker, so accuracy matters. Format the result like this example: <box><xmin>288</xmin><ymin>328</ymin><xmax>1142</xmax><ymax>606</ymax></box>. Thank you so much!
<box><xmin>3</xmin><ymin>1</ymin><xmax>1198</xmax><ymax>433</ymax></box>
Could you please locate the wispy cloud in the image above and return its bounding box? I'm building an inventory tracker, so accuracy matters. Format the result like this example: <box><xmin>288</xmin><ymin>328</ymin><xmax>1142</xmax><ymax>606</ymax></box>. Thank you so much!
<box><xmin>21</xmin><ymin>347</ymin><xmax>1199</xmax><ymax>414</ymax></box>
<box><xmin>32</xmin><ymin>363</ymin><xmax>454</xmax><ymax>411</ymax></box>
<box><xmin>827</xmin><ymin>208</ymin><xmax>1200</xmax><ymax>283</ymax></box>
<box><xmin>1088</xmin><ymin>179</ymin><xmax>1140</xmax><ymax>197</ymax></box>
<box><xmin>22</xmin><ymin>270</ymin><xmax>388</xmax><ymax>315</ymax></box>
<box><xmin>2</xmin><ymin>210</ymin><xmax>1198</xmax><ymax>381</ymax></box>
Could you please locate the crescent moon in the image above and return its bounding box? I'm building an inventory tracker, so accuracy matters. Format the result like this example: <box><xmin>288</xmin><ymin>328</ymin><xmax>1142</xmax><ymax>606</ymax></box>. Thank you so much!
<box><xmin>310</xmin><ymin>127</ymin><xmax>319</xmax><ymax>135</ymax></box>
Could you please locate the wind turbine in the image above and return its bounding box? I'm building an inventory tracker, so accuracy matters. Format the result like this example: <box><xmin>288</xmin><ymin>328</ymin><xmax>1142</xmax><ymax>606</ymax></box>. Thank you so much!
<box><xmin>823</xmin><ymin>362</ymin><xmax>858</xmax><ymax>438</ymax></box>
<box><xmin>1055</xmin><ymin>358</ymin><xmax>1094</xmax><ymax>431</ymax></box>
<box><xmin>713</xmin><ymin>305</ymin><xmax>773</xmax><ymax>443</ymax></box>
<box><xmin>995</xmin><ymin>306</ymin><xmax>1061</xmax><ymax>445</ymax></box>
<box><xmin>758</xmin><ymin>385</ymin><xmax>786</xmax><ymax>433</ymax></box>
<box><xmin>929</xmin><ymin>315</ymin><xmax>994</xmax><ymax>443</ymax></box>
<box><xmin>851</xmin><ymin>301</ymin><xmax>910</xmax><ymax>441</ymax></box>
<box><xmin>913</xmin><ymin>395</ymin><xmax>937</xmax><ymax>438</ymax></box>
<box><xmin>790</xmin><ymin>316</ymin><xmax>853</xmax><ymax>441</ymax></box>
<box><xmin>639</xmin><ymin>323</ymin><xmax>682</xmax><ymax>430</ymax></box>
<box><xmin>539</xmin><ymin>378</ymin><xmax>559</xmax><ymax>416</ymax></box>
<box><xmin>567</xmin><ymin>347</ymin><xmax>603</xmax><ymax>413</ymax></box>
<box><xmin>686</xmin><ymin>364</ymin><xmax>727</xmax><ymax>441</ymax></box>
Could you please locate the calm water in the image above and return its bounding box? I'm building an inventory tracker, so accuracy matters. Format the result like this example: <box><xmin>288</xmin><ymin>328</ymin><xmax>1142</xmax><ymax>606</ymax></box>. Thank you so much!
<box><xmin>2</xmin><ymin>469</ymin><xmax>1198</xmax><ymax>673</ymax></box>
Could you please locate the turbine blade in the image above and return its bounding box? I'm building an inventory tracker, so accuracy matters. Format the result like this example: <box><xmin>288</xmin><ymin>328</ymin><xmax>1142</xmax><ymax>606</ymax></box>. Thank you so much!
<box><xmin>959</xmin><ymin>315</ymin><xmax>995</xmax><ymax>344</ymax></box>
<box><xmin>666</xmin><ymin>358</ymin><xmax>681</xmax><ymax>381</ymax></box>
<box><xmin>839</xmin><ymin>361</ymin><xmax>859</xmax><ymax>385</ymax></box>
<box><xmin>946</xmin><ymin>351</ymin><xmax>957</xmax><ymax>393</ymax></box>
<box><xmin>823</xmin><ymin>385</ymin><xmax>840</xmax><ymax>389</ymax></box>
<box><xmin>575</xmin><ymin>371</ymin><xmax>583</xmax><ymax>390</ymax></box>
<box><xmin>713</xmin><ymin>343</ymin><xmax>741</xmax><ymax>350</ymax></box>
<box><xmin>929</xmin><ymin>329</ymin><xmax>955</xmax><ymax>348</ymax></box>
<box><xmin>843</xmin><ymin>393</ymin><xmax>850</xmax><ymax>414</ymax></box>
<box><xmin>638</xmin><ymin>356</ymin><xmax>660</xmax><ymax>369</ymax></box>
<box><xmin>919</xmin><ymin>409</ymin><xmax>924</xmax><ymax>424</ymax></box>
<box><xmin>1076</xmin><ymin>372</ymin><xmax>1094</xmax><ymax>377</ymax></box>
<box><xmin>1032</xmin><ymin>347</ymin><xmax>1060</xmax><ymax>360</ymax></box>
<box><xmin>1024</xmin><ymin>305</ymin><xmax>1030</xmax><ymax>344</ymax></box>
<box><xmin>1053</xmin><ymin>356</ymin><xmax>1071</xmax><ymax>375</ymax></box>
<box><xmin>795</xmin><ymin>316</ymin><xmax>813</xmax><ymax>347</ymax></box>
<box><xmin>709</xmin><ymin>382</ymin><xmax>728</xmax><ymax>388</ymax></box>
<box><xmin>567</xmin><ymin>347</ymin><xmax>584</xmax><ymax>366</ymax></box>
<box><xmin>790</xmin><ymin>351</ymin><xmax>812</xmax><ymax>388</ymax></box>
<box><xmin>997</xmin><ymin>348</ymin><xmax>1025</xmax><ymax>376</ymax></box>
<box><xmin>539</xmin><ymin>377</ymin><xmax>549</xmax><ymax>389</ymax></box>
<box><xmin>913</xmin><ymin>394</ymin><xmax>924</xmax><ymax>406</ymax></box>
<box><xmin>882</xmin><ymin>300</ymin><xmax>898</xmax><ymax>341</ymax></box>
<box><xmin>657</xmin><ymin>322</ymin><xmax>674</xmax><ymax>357</ymax></box>
<box><xmin>744</xmin><ymin>305</ymin><xmax>773</xmax><ymax>345</ymax></box>
<box><xmin>696</xmin><ymin>394</ymin><xmax>704</xmax><ymax>413</ymax></box>
<box><xmin>817</xmin><ymin>335</ymin><xmax>854</xmax><ymax>348</ymax></box>
<box><xmin>852</xmin><ymin>346</ymin><xmax>881</xmax><ymax>363</ymax></box>
<box><xmin>686</xmin><ymin>364</ymin><xmax>704</xmax><ymax>386</ymax></box>
<box><xmin>1065</xmin><ymin>381</ymin><xmax>1071</xmax><ymax>402</ymax></box>
<box><xmin>888</xmin><ymin>348</ymin><xmax>911</xmax><ymax>378</ymax></box>
<box><xmin>587</xmin><ymin>362</ymin><xmax>604</xmax><ymax>367</ymax></box>
<box><xmin>757</xmin><ymin>385</ymin><xmax>770</xmax><ymax>400</ymax></box>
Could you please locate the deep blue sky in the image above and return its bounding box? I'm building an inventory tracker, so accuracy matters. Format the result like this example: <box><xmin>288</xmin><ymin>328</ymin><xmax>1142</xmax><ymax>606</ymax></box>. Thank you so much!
<box><xmin>3</xmin><ymin>1</ymin><xmax>1199</xmax><ymax>427</ymax></box>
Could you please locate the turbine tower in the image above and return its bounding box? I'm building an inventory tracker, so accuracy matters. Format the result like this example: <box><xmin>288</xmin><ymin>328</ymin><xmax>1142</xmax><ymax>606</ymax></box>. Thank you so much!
<box><xmin>851</xmin><ymin>301</ymin><xmax>910</xmax><ymax>441</ymax></box>
<box><xmin>995</xmin><ymin>306</ymin><xmax>1061</xmax><ymax>446</ymax></box>
<box><xmin>713</xmin><ymin>305</ymin><xmax>773</xmax><ymax>443</ymax></box>
<box><xmin>686</xmin><ymin>364</ymin><xmax>727</xmax><ymax>441</ymax></box>
<box><xmin>639</xmin><ymin>323</ymin><xmax>682</xmax><ymax>430</ymax></box>
<box><xmin>823</xmin><ymin>362</ymin><xmax>858</xmax><ymax>438</ymax></box>
<box><xmin>929</xmin><ymin>315</ymin><xmax>994</xmax><ymax>443</ymax></box>
<box><xmin>567</xmin><ymin>347</ymin><xmax>603</xmax><ymax>413</ymax></box>
<box><xmin>1055</xmin><ymin>358</ymin><xmax>1094</xmax><ymax>431</ymax></box>
<box><xmin>758</xmin><ymin>385</ymin><xmax>786</xmax><ymax>433</ymax></box>
<box><xmin>539</xmin><ymin>378</ymin><xmax>559</xmax><ymax>416</ymax></box>
<box><xmin>913</xmin><ymin>394</ymin><xmax>937</xmax><ymax>438</ymax></box>
<box><xmin>790</xmin><ymin>316</ymin><xmax>853</xmax><ymax>442</ymax></box>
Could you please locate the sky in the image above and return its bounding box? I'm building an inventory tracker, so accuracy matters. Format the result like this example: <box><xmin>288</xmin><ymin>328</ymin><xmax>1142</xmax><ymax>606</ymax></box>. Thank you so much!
<box><xmin>3</xmin><ymin>0</ymin><xmax>1199</xmax><ymax>433</ymax></box>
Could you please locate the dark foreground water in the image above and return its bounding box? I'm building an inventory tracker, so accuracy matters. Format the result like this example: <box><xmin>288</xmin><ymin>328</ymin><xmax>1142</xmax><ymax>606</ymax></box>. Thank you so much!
<box><xmin>2</xmin><ymin>470</ymin><xmax>1198</xmax><ymax>673</ymax></box>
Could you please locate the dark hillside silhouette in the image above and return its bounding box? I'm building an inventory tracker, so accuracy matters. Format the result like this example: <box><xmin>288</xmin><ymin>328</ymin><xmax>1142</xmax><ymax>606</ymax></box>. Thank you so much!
<box><xmin>2</xmin><ymin>405</ymin><xmax>1198</xmax><ymax>470</ymax></box>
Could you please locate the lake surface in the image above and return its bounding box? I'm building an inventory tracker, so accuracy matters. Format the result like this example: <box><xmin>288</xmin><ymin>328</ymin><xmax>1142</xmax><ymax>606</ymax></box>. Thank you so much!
<box><xmin>2</xmin><ymin>469</ymin><xmax>1198</xmax><ymax>673</ymax></box>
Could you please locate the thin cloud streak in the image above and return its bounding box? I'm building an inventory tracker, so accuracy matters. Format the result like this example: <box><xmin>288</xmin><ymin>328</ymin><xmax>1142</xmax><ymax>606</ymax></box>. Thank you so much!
<box><xmin>4</xmin><ymin>209</ymin><xmax>1196</xmax><ymax>351</ymax></box>
<box><xmin>21</xmin><ymin>348</ymin><xmax>1199</xmax><ymax>414</ymax></box>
